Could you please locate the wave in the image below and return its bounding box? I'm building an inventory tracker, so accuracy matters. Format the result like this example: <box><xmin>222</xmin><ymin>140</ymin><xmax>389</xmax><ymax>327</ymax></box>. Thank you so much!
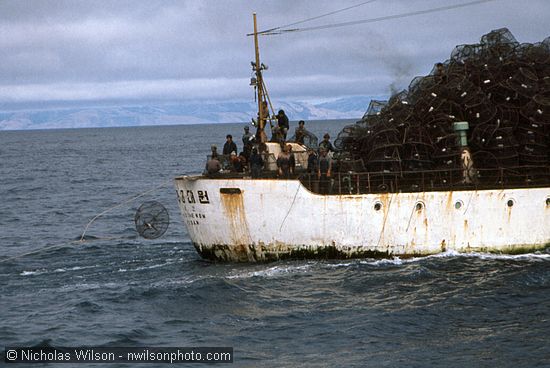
<box><xmin>170</xmin><ymin>249</ymin><xmax>550</xmax><ymax>282</ymax></box>
<box><xmin>15</xmin><ymin>249</ymin><xmax>550</xmax><ymax>283</ymax></box>
<box><xmin>59</xmin><ymin>282</ymin><xmax>123</xmax><ymax>292</ymax></box>
<box><xmin>150</xmin><ymin>275</ymin><xmax>218</xmax><ymax>288</ymax></box>
<box><xmin>240</xmin><ymin>250</ymin><xmax>550</xmax><ymax>274</ymax></box>
<box><xmin>20</xmin><ymin>269</ymin><xmax>48</xmax><ymax>276</ymax></box>
<box><xmin>20</xmin><ymin>264</ymin><xmax>100</xmax><ymax>276</ymax></box>
<box><xmin>74</xmin><ymin>234</ymin><xmax>100</xmax><ymax>241</ymax></box>
<box><xmin>54</xmin><ymin>265</ymin><xmax>99</xmax><ymax>273</ymax></box>
<box><xmin>226</xmin><ymin>264</ymin><xmax>313</xmax><ymax>280</ymax></box>
<box><xmin>418</xmin><ymin>250</ymin><xmax>550</xmax><ymax>262</ymax></box>
<box><xmin>74</xmin><ymin>300</ymin><xmax>103</xmax><ymax>313</ymax></box>
<box><xmin>350</xmin><ymin>250</ymin><xmax>550</xmax><ymax>267</ymax></box>
<box><xmin>116</xmin><ymin>258</ymin><xmax>182</xmax><ymax>273</ymax></box>
<box><xmin>454</xmin><ymin>252</ymin><xmax>550</xmax><ymax>261</ymax></box>
<box><xmin>31</xmin><ymin>339</ymin><xmax>55</xmax><ymax>348</ymax></box>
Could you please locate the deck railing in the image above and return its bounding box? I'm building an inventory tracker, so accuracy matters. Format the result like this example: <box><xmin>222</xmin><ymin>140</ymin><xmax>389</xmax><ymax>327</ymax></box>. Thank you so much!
<box><xmin>299</xmin><ymin>165</ymin><xmax>550</xmax><ymax>194</ymax></box>
<box><xmin>204</xmin><ymin>154</ymin><xmax>550</xmax><ymax>194</ymax></box>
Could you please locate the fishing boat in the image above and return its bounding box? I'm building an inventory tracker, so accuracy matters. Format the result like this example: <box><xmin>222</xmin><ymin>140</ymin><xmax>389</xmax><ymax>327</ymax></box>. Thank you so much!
<box><xmin>174</xmin><ymin>15</ymin><xmax>550</xmax><ymax>262</ymax></box>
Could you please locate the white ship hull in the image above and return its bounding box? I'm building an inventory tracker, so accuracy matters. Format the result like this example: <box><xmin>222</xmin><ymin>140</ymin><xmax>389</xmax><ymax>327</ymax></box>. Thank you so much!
<box><xmin>174</xmin><ymin>176</ymin><xmax>550</xmax><ymax>262</ymax></box>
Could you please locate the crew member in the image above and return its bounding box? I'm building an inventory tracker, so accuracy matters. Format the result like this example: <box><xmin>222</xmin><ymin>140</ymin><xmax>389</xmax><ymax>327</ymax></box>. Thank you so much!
<box><xmin>205</xmin><ymin>153</ymin><xmax>222</xmax><ymax>176</ymax></box>
<box><xmin>295</xmin><ymin>120</ymin><xmax>306</xmax><ymax>144</ymax></box>
<box><xmin>276</xmin><ymin>109</ymin><xmax>289</xmax><ymax>141</ymax></box>
<box><xmin>249</xmin><ymin>147</ymin><xmax>264</xmax><ymax>178</ymax></box>
<box><xmin>276</xmin><ymin>144</ymin><xmax>292</xmax><ymax>178</ymax></box>
<box><xmin>318</xmin><ymin>148</ymin><xmax>332</xmax><ymax>194</ymax></box>
<box><xmin>242</xmin><ymin>126</ymin><xmax>254</xmax><ymax>158</ymax></box>
<box><xmin>307</xmin><ymin>148</ymin><xmax>318</xmax><ymax>174</ymax></box>
<box><xmin>307</xmin><ymin>148</ymin><xmax>319</xmax><ymax>192</ymax></box>
<box><xmin>229</xmin><ymin>151</ymin><xmax>243</xmax><ymax>172</ymax></box>
<box><xmin>223</xmin><ymin>134</ymin><xmax>238</xmax><ymax>156</ymax></box>
<box><xmin>319</xmin><ymin>133</ymin><xmax>335</xmax><ymax>153</ymax></box>
<box><xmin>287</xmin><ymin>144</ymin><xmax>296</xmax><ymax>175</ymax></box>
<box><xmin>211</xmin><ymin>144</ymin><xmax>218</xmax><ymax>157</ymax></box>
<box><xmin>271</xmin><ymin>125</ymin><xmax>283</xmax><ymax>143</ymax></box>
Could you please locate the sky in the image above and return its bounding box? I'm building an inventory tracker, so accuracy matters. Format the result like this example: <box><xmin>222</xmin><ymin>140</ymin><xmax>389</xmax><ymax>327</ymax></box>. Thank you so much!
<box><xmin>0</xmin><ymin>0</ymin><xmax>549</xmax><ymax>111</ymax></box>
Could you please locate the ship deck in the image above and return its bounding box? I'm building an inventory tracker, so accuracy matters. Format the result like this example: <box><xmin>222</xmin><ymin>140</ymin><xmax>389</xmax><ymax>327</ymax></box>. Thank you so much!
<box><xmin>191</xmin><ymin>164</ymin><xmax>550</xmax><ymax>195</ymax></box>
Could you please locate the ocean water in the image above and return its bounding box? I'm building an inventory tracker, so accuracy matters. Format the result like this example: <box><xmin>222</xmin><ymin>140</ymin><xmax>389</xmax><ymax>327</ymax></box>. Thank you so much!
<box><xmin>1</xmin><ymin>121</ymin><xmax>550</xmax><ymax>367</ymax></box>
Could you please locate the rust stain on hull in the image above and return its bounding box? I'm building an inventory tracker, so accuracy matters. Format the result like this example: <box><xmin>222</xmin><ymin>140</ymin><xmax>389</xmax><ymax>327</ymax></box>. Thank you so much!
<box><xmin>219</xmin><ymin>191</ymin><xmax>254</xmax><ymax>261</ymax></box>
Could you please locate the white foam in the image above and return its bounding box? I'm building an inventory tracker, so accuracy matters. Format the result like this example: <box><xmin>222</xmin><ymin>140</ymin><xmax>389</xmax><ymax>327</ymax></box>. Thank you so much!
<box><xmin>366</xmin><ymin>257</ymin><xmax>405</xmax><ymax>266</ymax></box>
<box><xmin>116</xmin><ymin>260</ymin><xmax>178</xmax><ymax>273</ymax></box>
<box><xmin>20</xmin><ymin>269</ymin><xmax>47</xmax><ymax>276</ymax></box>
<box><xmin>325</xmin><ymin>250</ymin><xmax>550</xmax><ymax>269</ymax></box>
<box><xmin>455</xmin><ymin>252</ymin><xmax>550</xmax><ymax>261</ymax></box>
<box><xmin>226</xmin><ymin>264</ymin><xmax>312</xmax><ymax>279</ymax></box>
<box><xmin>20</xmin><ymin>264</ymin><xmax>100</xmax><ymax>276</ymax></box>
<box><xmin>322</xmin><ymin>262</ymin><xmax>354</xmax><ymax>268</ymax></box>
<box><xmin>59</xmin><ymin>282</ymin><xmax>122</xmax><ymax>292</ymax></box>
<box><xmin>154</xmin><ymin>275</ymin><xmax>212</xmax><ymax>287</ymax></box>
<box><xmin>135</xmin><ymin>262</ymin><xmax>171</xmax><ymax>271</ymax></box>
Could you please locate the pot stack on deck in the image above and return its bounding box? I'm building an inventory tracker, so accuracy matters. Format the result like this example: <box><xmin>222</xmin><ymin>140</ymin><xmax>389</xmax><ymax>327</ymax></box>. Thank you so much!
<box><xmin>335</xmin><ymin>28</ymin><xmax>550</xmax><ymax>185</ymax></box>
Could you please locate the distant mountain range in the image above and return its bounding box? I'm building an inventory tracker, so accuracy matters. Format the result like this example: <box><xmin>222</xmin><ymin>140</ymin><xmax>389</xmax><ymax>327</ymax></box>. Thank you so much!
<box><xmin>0</xmin><ymin>96</ymin><xmax>378</xmax><ymax>130</ymax></box>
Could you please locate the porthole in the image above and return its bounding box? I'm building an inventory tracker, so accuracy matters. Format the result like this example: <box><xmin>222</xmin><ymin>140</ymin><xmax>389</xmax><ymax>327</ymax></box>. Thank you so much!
<box><xmin>455</xmin><ymin>201</ymin><xmax>463</xmax><ymax>210</ymax></box>
<box><xmin>507</xmin><ymin>199</ymin><xmax>514</xmax><ymax>207</ymax></box>
<box><xmin>415</xmin><ymin>202</ymin><xmax>424</xmax><ymax>211</ymax></box>
<box><xmin>374</xmin><ymin>202</ymin><xmax>382</xmax><ymax>211</ymax></box>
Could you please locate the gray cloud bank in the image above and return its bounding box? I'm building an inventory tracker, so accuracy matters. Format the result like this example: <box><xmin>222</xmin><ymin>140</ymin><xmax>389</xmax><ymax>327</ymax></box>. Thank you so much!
<box><xmin>0</xmin><ymin>0</ymin><xmax>548</xmax><ymax>117</ymax></box>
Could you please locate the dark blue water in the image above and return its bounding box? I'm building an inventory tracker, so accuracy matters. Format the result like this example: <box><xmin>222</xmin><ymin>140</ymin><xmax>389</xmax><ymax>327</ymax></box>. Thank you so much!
<box><xmin>1</xmin><ymin>122</ymin><xmax>550</xmax><ymax>367</ymax></box>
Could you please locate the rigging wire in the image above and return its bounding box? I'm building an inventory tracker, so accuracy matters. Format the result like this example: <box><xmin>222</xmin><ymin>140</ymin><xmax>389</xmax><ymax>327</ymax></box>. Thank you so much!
<box><xmin>261</xmin><ymin>79</ymin><xmax>276</xmax><ymax>128</ymax></box>
<box><xmin>253</xmin><ymin>0</ymin><xmax>377</xmax><ymax>36</ymax></box>
<box><xmin>257</xmin><ymin>0</ymin><xmax>499</xmax><ymax>35</ymax></box>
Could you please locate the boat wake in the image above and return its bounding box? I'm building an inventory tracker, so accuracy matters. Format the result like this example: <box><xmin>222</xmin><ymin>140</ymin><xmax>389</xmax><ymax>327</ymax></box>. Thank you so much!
<box><xmin>223</xmin><ymin>250</ymin><xmax>550</xmax><ymax>280</ymax></box>
<box><xmin>225</xmin><ymin>264</ymin><xmax>313</xmax><ymax>280</ymax></box>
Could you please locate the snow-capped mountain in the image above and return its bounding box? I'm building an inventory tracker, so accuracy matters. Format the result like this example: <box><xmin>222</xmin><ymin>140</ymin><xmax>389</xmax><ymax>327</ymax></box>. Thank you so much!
<box><xmin>0</xmin><ymin>96</ymin><xmax>376</xmax><ymax>130</ymax></box>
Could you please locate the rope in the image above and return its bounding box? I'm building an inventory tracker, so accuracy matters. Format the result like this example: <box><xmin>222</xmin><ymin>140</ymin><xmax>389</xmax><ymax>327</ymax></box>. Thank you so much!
<box><xmin>0</xmin><ymin>235</ymin><xmax>136</xmax><ymax>265</ymax></box>
<box><xmin>79</xmin><ymin>179</ymin><xmax>172</xmax><ymax>241</ymax></box>
<box><xmin>279</xmin><ymin>178</ymin><xmax>303</xmax><ymax>231</ymax></box>
<box><xmin>259</xmin><ymin>0</ymin><xmax>499</xmax><ymax>35</ymax></box>
<box><xmin>0</xmin><ymin>179</ymin><xmax>172</xmax><ymax>264</ymax></box>
<box><xmin>0</xmin><ymin>240</ymin><xmax>81</xmax><ymax>264</ymax></box>
<box><xmin>262</xmin><ymin>79</ymin><xmax>276</xmax><ymax>129</ymax></box>
<box><xmin>255</xmin><ymin>0</ymin><xmax>377</xmax><ymax>36</ymax></box>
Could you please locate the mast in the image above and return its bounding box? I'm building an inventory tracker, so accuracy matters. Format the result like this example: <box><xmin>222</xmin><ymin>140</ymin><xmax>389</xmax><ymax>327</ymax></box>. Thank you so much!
<box><xmin>252</xmin><ymin>13</ymin><xmax>267</xmax><ymax>143</ymax></box>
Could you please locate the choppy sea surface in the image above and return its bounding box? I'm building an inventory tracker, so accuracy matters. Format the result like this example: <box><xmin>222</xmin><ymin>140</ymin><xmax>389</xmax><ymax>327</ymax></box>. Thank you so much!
<box><xmin>1</xmin><ymin>121</ymin><xmax>549</xmax><ymax>367</ymax></box>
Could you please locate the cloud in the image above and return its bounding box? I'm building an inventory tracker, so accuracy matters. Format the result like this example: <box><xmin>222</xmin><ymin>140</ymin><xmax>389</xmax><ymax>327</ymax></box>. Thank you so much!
<box><xmin>0</xmin><ymin>78</ymin><xmax>249</xmax><ymax>103</ymax></box>
<box><xmin>0</xmin><ymin>74</ymin><xmax>392</xmax><ymax>104</ymax></box>
<box><xmin>0</xmin><ymin>0</ymin><xmax>549</xmax><ymax>111</ymax></box>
